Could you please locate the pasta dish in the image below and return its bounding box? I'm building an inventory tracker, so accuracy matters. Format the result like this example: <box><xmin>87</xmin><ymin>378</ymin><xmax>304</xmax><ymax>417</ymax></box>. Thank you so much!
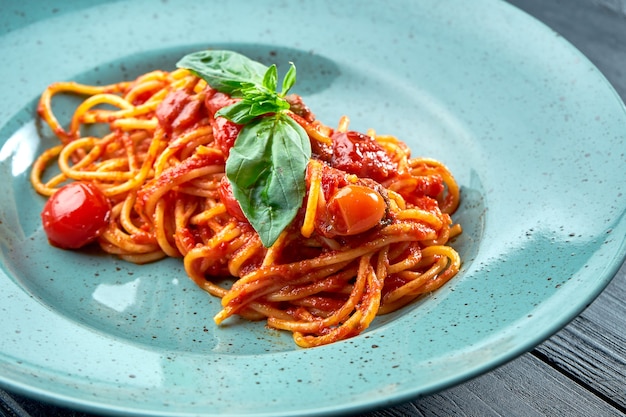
<box><xmin>31</xmin><ymin>50</ymin><xmax>462</xmax><ymax>347</ymax></box>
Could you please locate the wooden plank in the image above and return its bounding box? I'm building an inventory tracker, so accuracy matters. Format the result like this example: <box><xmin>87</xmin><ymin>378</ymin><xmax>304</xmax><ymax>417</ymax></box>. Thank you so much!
<box><xmin>534</xmin><ymin>264</ymin><xmax>626</xmax><ymax>410</ymax></box>
<box><xmin>507</xmin><ymin>0</ymin><xmax>626</xmax><ymax>98</ymax></box>
<box><xmin>0</xmin><ymin>390</ymin><xmax>91</xmax><ymax>417</ymax></box>
<box><xmin>363</xmin><ymin>354</ymin><xmax>623</xmax><ymax>417</ymax></box>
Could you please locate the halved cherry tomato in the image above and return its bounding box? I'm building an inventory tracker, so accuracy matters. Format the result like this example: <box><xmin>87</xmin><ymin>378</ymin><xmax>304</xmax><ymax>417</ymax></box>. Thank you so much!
<box><xmin>41</xmin><ymin>182</ymin><xmax>111</xmax><ymax>249</ymax></box>
<box><xmin>327</xmin><ymin>184</ymin><xmax>386</xmax><ymax>235</ymax></box>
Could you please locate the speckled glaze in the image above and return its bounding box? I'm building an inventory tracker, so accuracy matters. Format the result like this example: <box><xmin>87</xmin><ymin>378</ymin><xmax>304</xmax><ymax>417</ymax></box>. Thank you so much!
<box><xmin>1</xmin><ymin>1</ymin><xmax>625</xmax><ymax>416</ymax></box>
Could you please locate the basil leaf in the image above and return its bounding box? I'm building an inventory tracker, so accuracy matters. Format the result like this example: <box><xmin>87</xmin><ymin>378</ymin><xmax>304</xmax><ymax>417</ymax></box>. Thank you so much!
<box><xmin>179</xmin><ymin>49</ymin><xmax>309</xmax><ymax>247</ymax></box>
<box><xmin>281</xmin><ymin>63</ymin><xmax>296</xmax><ymax>95</ymax></box>
<box><xmin>226</xmin><ymin>113</ymin><xmax>311</xmax><ymax>247</ymax></box>
<box><xmin>214</xmin><ymin>101</ymin><xmax>254</xmax><ymax>124</ymax></box>
<box><xmin>216</xmin><ymin>91</ymin><xmax>290</xmax><ymax>124</ymax></box>
<box><xmin>176</xmin><ymin>50</ymin><xmax>268</xmax><ymax>95</ymax></box>
<box><xmin>262</xmin><ymin>65</ymin><xmax>278</xmax><ymax>92</ymax></box>
<box><xmin>248</xmin><ymin>97</ymin><xmax>289</xmax><ymax>116</ymax></box>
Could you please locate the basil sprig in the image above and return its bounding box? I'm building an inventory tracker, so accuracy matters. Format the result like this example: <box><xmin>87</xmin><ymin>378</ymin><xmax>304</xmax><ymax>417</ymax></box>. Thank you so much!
<box><xmin>177</xmin><ymin>50</ymin><xmax>311</xmax><ymax>247</ymax></box>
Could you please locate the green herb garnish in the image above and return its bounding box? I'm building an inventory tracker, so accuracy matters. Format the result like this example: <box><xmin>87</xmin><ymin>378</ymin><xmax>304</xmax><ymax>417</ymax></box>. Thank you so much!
<box><xmin>177</xmin><ymin>50</ymin><xmax>311</xmax><ymax>247</ymax></box>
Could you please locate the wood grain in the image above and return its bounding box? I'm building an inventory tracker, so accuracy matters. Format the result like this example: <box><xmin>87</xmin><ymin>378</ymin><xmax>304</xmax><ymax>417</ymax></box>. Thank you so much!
<box><xmin>535</xmin><ymin>265</ymin><xmax>626</xmax><ymax>411</ymax></box>
<box><xmin>363</xmin><ymin>354</ymin><xmax>623</xmax><ymax>417</ymax></box>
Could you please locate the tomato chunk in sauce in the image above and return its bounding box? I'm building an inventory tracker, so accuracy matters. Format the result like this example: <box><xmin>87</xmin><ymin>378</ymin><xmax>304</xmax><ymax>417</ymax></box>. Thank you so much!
<box><xmin>156</xmin><ymin>90</ymin><xmax>205</xmax><ymax>132</ymax></box>
<box><xmin>331</xmin><ymin>131</ymin><xmax>398</xmax><ymax>182</ymax></box>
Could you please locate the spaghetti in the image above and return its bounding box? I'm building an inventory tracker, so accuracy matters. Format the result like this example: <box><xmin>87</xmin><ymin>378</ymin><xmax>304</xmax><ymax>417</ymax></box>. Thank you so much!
<box><xmin>31</xmin><ymin>54</ymin><xmax>462</xmax><ymax>348</ymax></box>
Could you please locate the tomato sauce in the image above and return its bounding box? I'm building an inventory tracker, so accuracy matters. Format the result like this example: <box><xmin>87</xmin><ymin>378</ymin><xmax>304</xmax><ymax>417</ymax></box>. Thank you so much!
<box><xmin>135</xmin><ymin>151</ymin><xmax>224</xmax><ymax>216</ymax></box>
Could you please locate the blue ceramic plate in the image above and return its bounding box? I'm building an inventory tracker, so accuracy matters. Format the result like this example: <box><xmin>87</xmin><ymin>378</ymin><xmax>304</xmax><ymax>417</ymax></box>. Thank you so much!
<box><xmin>1</xmin><ymin>1</ymin><xmax>625</xmax><ymax>416</ymax></box>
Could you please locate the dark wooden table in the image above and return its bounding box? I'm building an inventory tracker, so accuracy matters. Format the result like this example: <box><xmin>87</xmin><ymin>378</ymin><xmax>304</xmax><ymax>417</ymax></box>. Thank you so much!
<box><xmin>1</xmin><ymin>0</ymin><xmax>625</xmax><ymax>416</ymax></box>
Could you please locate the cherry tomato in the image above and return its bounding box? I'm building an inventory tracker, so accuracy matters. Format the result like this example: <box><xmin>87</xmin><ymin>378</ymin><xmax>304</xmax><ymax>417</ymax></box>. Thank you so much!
<box><xmin>211</xmin><ymin>116</ymin><xmax>241</xmax><ymax>157</ymax></box>
<box><xmin>218</xmin><ymin>175</ymin><xmax>247</xmax><ymax>222</ymax></box>
<box><xmin>205</xmin><ymin>89</ymin><xmax>242</xmax><ymax>157</ymax></box>
<box><xmin>41</xmin><ymin>182</ymin><xmax>111</xmax><ymax>249</ymax></box>
<box><xmin>327</xmin><ymin>184</ymin><xmax>386</xmax><ymax>235</ymax></box>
